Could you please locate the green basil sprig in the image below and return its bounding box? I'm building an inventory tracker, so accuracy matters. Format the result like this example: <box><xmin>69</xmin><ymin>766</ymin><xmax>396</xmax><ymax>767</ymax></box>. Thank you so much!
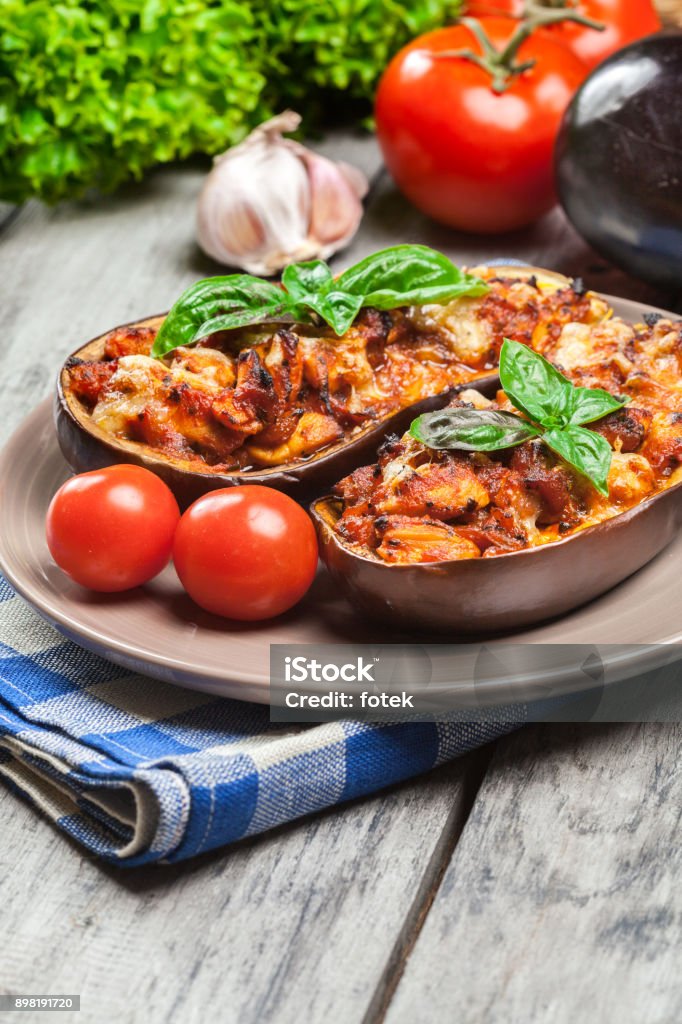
<box><xmin>150</xmin><ymin>245</ymin><xmax>488</xmax><ymax>358</ymax></box>
<box><xmin>410</xmin><ymin>339</ymin><xmax>627</xmax><ymax>496</ymax></box>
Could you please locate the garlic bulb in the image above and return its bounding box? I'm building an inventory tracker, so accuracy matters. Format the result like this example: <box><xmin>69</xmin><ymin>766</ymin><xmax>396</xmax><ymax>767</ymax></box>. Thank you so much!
<box><xmin>196</xmin><ymin>111</ymin><xmax>368</xmax><ymax>275</ymax></box>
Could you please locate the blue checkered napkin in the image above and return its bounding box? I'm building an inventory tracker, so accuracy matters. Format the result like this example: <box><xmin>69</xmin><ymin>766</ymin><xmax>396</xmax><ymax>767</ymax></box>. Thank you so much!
<box><xmin>0</xmin><ymin>575</ymin><xmax>524</xmax><ymax>866</ymax></box>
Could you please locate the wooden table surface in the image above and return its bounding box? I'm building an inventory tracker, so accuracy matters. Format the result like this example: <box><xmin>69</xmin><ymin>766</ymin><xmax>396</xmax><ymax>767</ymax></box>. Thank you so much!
<box><xmin>0</xmin><ymin>133</ymin><xmax>680</xmax><ymax>1024</ymax></box>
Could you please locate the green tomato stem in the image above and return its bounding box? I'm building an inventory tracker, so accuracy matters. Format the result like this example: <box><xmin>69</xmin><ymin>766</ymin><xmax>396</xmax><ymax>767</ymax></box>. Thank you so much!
<box><xmin>439</xmin><ymin>9</ymin><xmax>605</xmax><ymax>94</ymax></box>
<box><xmin>498</xmin><ymin>6</ymin><xmax>605</xmax><ymax>69</ymax></box>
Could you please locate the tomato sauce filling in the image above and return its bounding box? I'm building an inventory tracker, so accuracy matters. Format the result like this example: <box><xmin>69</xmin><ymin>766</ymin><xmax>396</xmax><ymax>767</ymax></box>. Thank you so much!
<box><xmin>66</xmin><ymin>273</ymin><xmax>604</xmax><ymax>471</ymax></box>
<box><xmin>331</xmin><ymin>315</ymin><xmax>682</xmax><ymax>563</ymax></box>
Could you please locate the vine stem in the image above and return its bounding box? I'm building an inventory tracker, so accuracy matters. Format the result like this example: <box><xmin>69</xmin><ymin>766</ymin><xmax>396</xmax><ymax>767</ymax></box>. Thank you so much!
<box><xmin>433</xmin><ymin>7</ymin><xmax>605</xmax><ymax>93</ymax></box>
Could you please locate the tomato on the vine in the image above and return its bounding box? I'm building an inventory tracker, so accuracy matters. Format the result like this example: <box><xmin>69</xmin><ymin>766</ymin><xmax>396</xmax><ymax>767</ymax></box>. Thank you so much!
<box><xmin>375</xmin><ymin>17</ymin><xmax>588</xmax><ymax>233</ymax></box>
<box><xmin>466</xmin><ymin>1</ymin><xmax>661</xmax><ymax>70</ymax></box>
<box><xmin>173</xmin><ymin>486</ymin><xmax>319</xmax><ymax>620</ymax></box>
<box><xmin>46</xmin><ymin>465</ymin><xmax>180</xmax><ymax>592</ymax></box>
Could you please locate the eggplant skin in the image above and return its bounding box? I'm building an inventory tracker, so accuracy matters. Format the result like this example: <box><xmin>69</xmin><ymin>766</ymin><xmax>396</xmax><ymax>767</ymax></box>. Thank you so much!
<box><xmin>55</xmin><ymin>316</ymin><xmax>498</xmax><ymax>509</ymax></box>
<box><xmin>311</xmin><ymin>485</ymin><xmax>682</xmax><ymax>635</ymax></box>
<box><xmin>556</xmin><ymin>35</ymin><xmax>682</xmax><ymax>289</ymax></box>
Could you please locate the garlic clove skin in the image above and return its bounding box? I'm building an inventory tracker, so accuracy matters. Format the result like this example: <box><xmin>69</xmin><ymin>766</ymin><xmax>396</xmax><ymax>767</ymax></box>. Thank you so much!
<box><xmin>196</xmin><ymin>111</ymin><xmax>369</xmax><ymax>275</ymax></box>
<box><xmin>296</xmin><ymin>147</ymin><xmax>368</xmax><ymax>249</ymax></box>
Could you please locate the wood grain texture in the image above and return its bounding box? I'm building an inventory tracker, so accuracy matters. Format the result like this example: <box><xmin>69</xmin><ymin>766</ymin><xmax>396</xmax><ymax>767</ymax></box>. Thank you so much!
<box><xmin>386</xmin><ymin>723</ymin><xmax>682</xmax><ymax>1024</ymax></box>
<box><xmin>0</xmin><ymin>754</ymin><xmax>488</xmax><ymax>1024</ymax></box>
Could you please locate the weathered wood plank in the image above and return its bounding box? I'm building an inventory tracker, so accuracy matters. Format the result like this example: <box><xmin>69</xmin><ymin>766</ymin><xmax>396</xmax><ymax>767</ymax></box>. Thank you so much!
<box><xmin>0</xmin><ymin>130</ymin><xmax>382</xmax><ymax>446</ymax></box>
<box><xmin>0</xmin><ymin>752</ymin><xmax>489</xmax><ymax>1024</ymax></box>
<box><xmin>0</xmin><ymin>203</ymin><xmax>18</xmax><ymax>231</ymax></box>
<box><xmin>386</xmin><ymin>723</ymin><xmax>682</xmax><ymax>1024</ymax></box>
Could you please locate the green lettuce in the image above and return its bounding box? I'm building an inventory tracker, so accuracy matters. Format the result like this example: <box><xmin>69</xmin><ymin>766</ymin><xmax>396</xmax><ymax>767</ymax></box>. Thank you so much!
<box><xmin>0</xmin><ymin>0</ymin><xmax>462</xmax><ymax>203</ymax></box>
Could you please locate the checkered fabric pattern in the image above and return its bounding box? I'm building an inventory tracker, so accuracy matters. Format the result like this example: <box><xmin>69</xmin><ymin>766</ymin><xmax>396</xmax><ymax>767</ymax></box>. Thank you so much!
<box><xmin>0</xmin><ymin>574</ymin><xmax>526</xmax><ymax>866</ymax></box>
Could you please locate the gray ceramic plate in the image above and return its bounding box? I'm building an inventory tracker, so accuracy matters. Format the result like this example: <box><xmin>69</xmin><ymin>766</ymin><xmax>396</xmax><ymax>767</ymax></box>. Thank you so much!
<box><xmin>0</xmin><ymin>293</ymin><xmax>680</xmax><ymax>705</ymax></box>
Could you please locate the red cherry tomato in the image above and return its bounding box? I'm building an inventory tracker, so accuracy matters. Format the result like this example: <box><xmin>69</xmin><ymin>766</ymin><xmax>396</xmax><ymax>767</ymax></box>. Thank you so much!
<box><xmin>173</xmin><ymin>486</ymin><xmax>319</xmax><ymax>620</ymax></box>
<box><xmin>46</xmin><ymin>465</ymin><xmax>180</xmax><ymax>592</ymax></box>
<box><xmin>375</xmin><ymin>18</ymin><xmax>588</xmax><ymax>233</ymax></box>
<box><xmin>466</xmin><ymin>1</ymin><xmax>661</xmax><ymax>70</ymax></box>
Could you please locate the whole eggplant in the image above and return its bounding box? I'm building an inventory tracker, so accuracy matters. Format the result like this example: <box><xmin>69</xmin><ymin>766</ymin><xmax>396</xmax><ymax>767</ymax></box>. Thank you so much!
<box><xmin>555</xmin><ymin>34</ymin><xmax>682</xmax><ymax>289</ymax></box>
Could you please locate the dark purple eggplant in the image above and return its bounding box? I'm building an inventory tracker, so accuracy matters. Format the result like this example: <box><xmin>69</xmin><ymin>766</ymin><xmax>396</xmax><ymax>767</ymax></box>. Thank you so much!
<box><xmin>555</xmin><ymin>34</ymin><xmax>682</xmax><ymax>289</ymax></box>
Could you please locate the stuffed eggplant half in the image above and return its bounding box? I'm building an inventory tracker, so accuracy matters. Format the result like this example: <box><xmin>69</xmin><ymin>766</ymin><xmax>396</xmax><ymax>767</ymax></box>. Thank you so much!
<box><xmin>56</xmin><ymin>248</ymin><xmax>607</xmax><ymax>506</ymax></box>
<box><xmin>312</xmin><ymin>313</ymin><xmax>682</xmax><ymax>634</ymax></box>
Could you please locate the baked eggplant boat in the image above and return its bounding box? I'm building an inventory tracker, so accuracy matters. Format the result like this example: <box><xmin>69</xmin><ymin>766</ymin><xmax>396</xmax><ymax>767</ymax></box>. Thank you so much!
<box><xmin>312</xmin><ymin>313</ymin><xmax>682</xmax><ymax>634</ymax></box>
<box><xmin>56</xmin><ymin>248</ymin><xmax>608</xmax><ymax>506</ymax></box>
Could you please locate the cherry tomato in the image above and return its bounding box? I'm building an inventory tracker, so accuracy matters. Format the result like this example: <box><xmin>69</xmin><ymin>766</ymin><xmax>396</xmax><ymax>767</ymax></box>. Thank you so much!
<box><xmin>466</xmin><ymin>1</ymin><xmax>661</xmax><ymax>70</ymax></box>
<box><xmin>375</xmin><ymin>18</ymin><xmax>588</xmax><ymax>232</ymax></box>
<box><xmin>46</xmin><ymin>465</ymin><xmax>180</xmax><ymax>592</ymax></box>
<box><xmin>173</xmin><ymin>486</ymin><xmax>318</xmax><ymax>620</ymax></box>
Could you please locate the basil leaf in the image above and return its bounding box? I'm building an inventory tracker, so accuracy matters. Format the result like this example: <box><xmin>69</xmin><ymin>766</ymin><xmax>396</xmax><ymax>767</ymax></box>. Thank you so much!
<box><xmin>337</xmin><ymin>244</ymin><xmax>489</xmax><ymax>309</ymax></box>
<box><xmin>282</xmin><ymin>259</ymin><xmax>334</xmax><ymax>300</ymax></box>
<box><xmin>499</xmin><ymin>338</ymin><xmax>575</xmax><ymax>428</ymax></box>
<box><xmin>151</xmin><ymin>247</ymin><xmax>488</xmax><ymax>356</ymax></box>
<box><xmin>410</xmin><ymin>408</ymin><xmax>541</xmax><ymax>452</ymax></box>
<box><xmin>303</xmin><ymin>291</ymin><xmax>365</xmax><ymax>336</ymax></box>
<box><xmin>151</xmin><ymin>276</ymin><xmax>291</xmax><ymax>357</ymax></box>
<box><xmin>568</xmin><ymin>386</ymin><xmax>627</xmax><ymax>426</ymax></box>
<box><xmin>544</xmin><ymin>426</ymin><xmax>613</xmax><ymax>497</ymax></box>
<box><xmin>190</xmin><ymin>308</ymin><xmax>296</xmax><ymax>341</ymax></box>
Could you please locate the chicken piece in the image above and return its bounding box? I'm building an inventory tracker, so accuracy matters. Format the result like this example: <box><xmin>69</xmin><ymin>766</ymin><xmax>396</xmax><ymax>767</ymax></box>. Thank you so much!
<box><xmin>639</xmin><ymin>410</ymin><xmax>682</xmax><ymax>474</ymax></box>
<box><xmin>424</xmin><ymin>276</ymin><xmax>609</xmax><ymax>365</ymax></box>
<box><xmin>333</xmin><ymin>464</ymin><xmax>381</xmax><ymax>508</ymax></box>
<box><xmin>632</xmin><ymin>319</ymin><xmax>682</xmax><ymax>376</ymax></box>
<box><xmin>102</xmin><ymin>325</ymin><xmax>156</xmax><ymax>359</ymax></box>
<box><xmin>372</xmin><ymin>458</ymin><xmax>490</xmax><ymax>522</ymax></box>
<box><xmin>606</xmin><ymin>452</ymin><xmax>656</xmax><ymax>505</ymax></box>
<box><xmin>301</xmin><ymin>308</ymin><xmax>390</xmax><ymax>400</ymax></box>
<box><xmin>246</xmin><ymin>412</ymin><xmax>343</xmax><ymax>466</ymax></box>
<box><xmin>358</xmin><ymin>307</ymin><xmax>393</xmax><ymax>371</ymax></box>
<box><xmin>263</xmin><ymin>329</ymin><xmax>304</xmax><ymax>404</ymax></box>
<box><xmin>376</xmin><ymin>433</ymin><xmax>409</xmax><ymax>469</ymax></box>
<box><xmin>252</xmin><ymin>330</ymin><xmax>308</xmax><ymax>448</ymax></box>
<box><xmin>475</xmin><ymin>458</ymin><xmax>543</xmax><ymax>537</ymax></box>
<box><xmin>156</xmin><ymin>382</ymin><xmax>242</xmax><ymax>464</ymax></box>
<box><xmin>456</xmin><ymin>507</ymin><xmax>530</xmax><ymax>555</ymax></box>
<box><xmin>302</xmin><ymin>325</ymin><xmax>374</xmax><ymax>397</ymax></box>
<box><xmin>91</xmin><ymin>355</ymin><xmax>241</xmax><ymax>463</ymax></box>
<box><xmin>550</xmin><ymin>318</ymin><xmax>634</xmax><ymax>373</ymax></box>
<box><xmin>68</xmin><ymin>359</ymin><xmax>118</xmax><ymax>405</ymax></box>
<box><xmin>212</xmin><ymin>349</ymin><xmax>275</xmax><ymax>435</ymax></box>
<box><xmin>567</xmin><ymin>358</ymin><xmax>632</xmax><ymax>396</ymax></box>
<box><xmin>336</xmin><ymin>512</ymin><xmax>378</xmax><ymax>549</ymax></box>
<box><xmin>509</xmin><ymin>441</ymin><xmax>583</xmax><ymax>524</ymax></box>
<box><xmin>358</xmin><ymin>306</ymin><xmax>393</xmax><ymax>344</ymax></box>
<box><xmin>374</xmin><ymin>516</ymin><xmax>481</xmax><ymax>564</ymax></box>
<box><xmin>619</xmin><ymin>370</ymin><xmax>682</xmax><ymax>412</ymax></box>
<box><xmin>410</xmin><ymin>293</ymin><xmax>496</xmax><ymax>366</ymax></box>
<box><xmin>91</xmin><ymin>355</ymin><xmax>168</xmax><ymax>435</ymax></box>
<box><xmin>170</xmin><ymin>346</ymin><xmax>236</xmax><ymax>389</ymax></box>
<box><xmin>591</xmin><ymin>407</ymin><xmax>651</xmax><ymax>453</ymax></box>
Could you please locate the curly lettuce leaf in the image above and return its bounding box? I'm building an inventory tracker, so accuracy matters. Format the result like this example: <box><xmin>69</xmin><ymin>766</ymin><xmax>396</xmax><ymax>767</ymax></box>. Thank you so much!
<box><xmin>0</xmin><ymin>0</ymin><xmax>462</xmax><ymax>203</ymax></box>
